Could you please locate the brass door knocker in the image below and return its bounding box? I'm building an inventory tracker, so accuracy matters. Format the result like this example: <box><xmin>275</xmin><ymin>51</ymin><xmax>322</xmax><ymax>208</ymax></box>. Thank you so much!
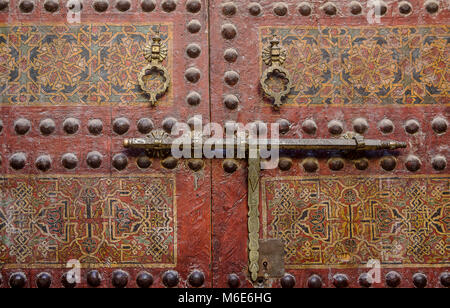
<box><xmin>138</xmin><ymin>35</ymin><xmax>170</xmax><ymax>106</ymax></box>
<box><xmin>261</xmin><ymin>35</ymin><xmax>293</xmax><ymax>109</ymax></box>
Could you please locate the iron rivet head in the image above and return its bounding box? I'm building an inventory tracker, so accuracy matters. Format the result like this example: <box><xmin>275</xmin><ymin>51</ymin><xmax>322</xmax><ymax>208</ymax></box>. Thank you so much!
<box><xmin>112</xmin><ymin>153</ymin><xmax>128</xmax><ymax>171</ymax></box>
<box><xmin>302</xmin><ymin>158</ymin><xmax>319</xmax><ymax>173</ymax></box>
<box><xmin>353</xmin><ymin>118</ymin><xmax>369</xmax><ymax>134</ymax></box>
<box><xmin>323</xmin><ymin>2</ymin><xmax>337</xmax><ymax>16</ymax></box>
<box><xmin>425</xmin><ymin>0</ymin><xmax>439</xmax><ymax>14</ymax></box>
<box><xmin>0</xmin><ymin>0</ymin><xmax>9</xmax><ymax>11</ymax></box>
<box><xmin>431</xmin><ymin>155</ymin><xmax>446</xmax><ymax>171</ymax></box>
<box><xmin>141</xmin><ymin>0</ymin><xmax>155</xmax><ymax>12</ymax></box>
<box><xmin>440</xmin><ymin>272</ymin><xmax>450</xmax><ymax>288</ymax></box>
<box><xmin>298</xmin><ymin>2</ymin><xmax>312</xmax><ymax>16</ymax></box>
<box><xmin>137</xmin><ymin>155</ymin><xmax>152</xmax><ymax>169</ymax></box>
<box><xmin>93</xmin><ymin>0</ymin><xmax>108</xmax><ymax>12</ymax></box>
<box><xmin>162</xmin><ymin>271</ymin><xmax>179</xmax><ymax>288</ymax></box>
<box><xmin>186</xmin><ymin>0</ymin><xmax>201</xmax><ymax>13</ymax></box>
<box><xmin>224</xmin><ymin>48</ymin><xmax>238</xmax><ymax>63</ymax></box>
<box><xmin>189</xmin><ymin>271</ymin><xmax>205</xmax><ymax>288</ymax></box>
<box><xmin>307</xmin><ymin>275</ymin><xmax>322</xmax><ymax>288</ymax></box>
<box><xmin>358</xmin><ymin>273</ymin><xmax>372</xmax><ymax>288</ymax></box>
<box><xmin>280</xmin><ymin>274</ymin><xmax>296</xmax><ymax>288</ymax></box>
<box><xmin>161</xmin><ymin>0</ymin><xmax>176</xmax><ymax>12</ymax></box>
<box><xmin>186</xmin><ymin>91</ymin><xmax>201</xmax><ymax>106</ymax></box>
<box><xmin>273</xmin><ymin>3</ymin><xmax>288</xmax><ymax>16</ymax></box>
<box><xmin>355</xmin><ymin>158</ymin><xmax>369</xmax><ymax>170</ymax></box>
<box><xmin>223</xmin><ymin>160</ymin><xmax>238</xmax><ymax>173</ymax></box>
<box><xmin>161</xmin><ymin>157</ymin><xmax>178</xmax><ymax>169</ymax></box>
<box><xmin>67</xmin><ymin>0</ymin><xmax>83</xmax><ymax>12</ymax></box>
<box><xmin>350</xmin><ymin>1</ymin><xmax>362</xmax><ymax>15</ymax></box>
<box><xmin>431</xmin><ymin>117</ymin><xmax>447</xmax><ymax>134</ymax></box>
<box><xmin>278</xmin><ymin>158</ymin><xmax>293</xmax><ymax>171</ymax></box>
<box><xmin>137</xmin><ymin>118</ymin><xmax>154</xmax><ymax>134</ymax></box>
<box><xmin>386</xmin><ymin>271</ymin><xmax>401</xmax><ymax>288</ymax></box>
<box><xmin>374</xmin><ymin>0</ymin><xmax>388</xmax><ymax>16</ymax></box>
<box><xmin>405</xmin><ymin>155</ymin><xmax>421</xmax><ymax>172</ymax></box>
<box><xmin>302</xmin><ymin>119</ymin><xmax>317</xmax><ymax>135</ymax></box>
<box><xmin>87</xmin><ymin>151</ymin><xmax>103</xmax><ymax>169</ymax></box>
<box><xmin>413</xmin><ymin>273</ymin><xmax>427</xmax><ymax>289</ymax></box>
<box><xmin>162</xmin><ymin>117</ymin><xmax>178</xmax><ymax>134</ymax></box>
<box><xmin>113</xmin><ymin>117</ymin><xmax>130</xmax><ymax>135</ymax></box>
<box><xmin>44</xmin><ymin>0</ymin><xmax>59</xmax><ymax>12</ymax></box>
<box><xmin>248</xmin><ymin>2</ymin><xmax>261</xmax><ymax>16</ymax></box>
<box><xmin>221</xmin><ymin>24</ymin><xmax>237</xmax><ymax>40</ymax></box>
<box><xmin>116</xmin><ymin>0</ymin><xmax>130</xmax><ymax>12</ymax></box>
<box><xmin>228</xmin><ymin>274</ymin><xmax>241</xmax><ymax>288</ymax></box>
<box><xmin>328</xmin><ymin>158</ymin><xmax>345</xmax><ymax>171</ymax></box>
<box><xmin>188</xmin><ymin>159</ymin><xmax>204</xmax><ymax>172</ymax></box>
<box><xmin>224</xmin><ymin>71</ymin><xmax>240</xmax><ymax>86</ymax></box>
<box><xmin>87</xmin><ymin>270</ymin><xmax>102</xmax><ymax>288</ymax></box>
<box><xmin>88</xmin><ymin>119</ymin><xmax>103</xmax><ymax>136</ymax></box>
<box><xmin>62</xmin><ymin>153</ymin><xmax>78</xmax><ymax>169</ymax></box>
<box><xmin>136</xmin><ymin>272</ymin><xmax>154</xmax><ymax>288</ymax></box>
<box><xmin>328</xmin><ymin>120</ymin><xmax>344</xmax><ymax>135</ymax></box>
<box><xmin>185</xmin><ymin>67</ymin><xmax>201</xmax><ymax>83</ymax></box>
<box><xmin>186</xmin><ymin>43</ymin><xmax>201</xmax><ymax>58</ymax></box>
<box><xmin>9</xmin><ymin>272</ymin><xmax>27</xmax><ymax>288</ymax></box>
<box><xmin>19</xmin><ymin>0</ymin><xmax>34</xmax><ymax>13</ymax></box>
<box><xmin>277</xmin><ymin>119</ymin><xmax>290</xmax><ymax>134</ymax></box>
<box><xmin>112</xmin><ymin>270</ymin><xmax>129</xmax><ymax>288</ymax></box>
<box><xmin>224</xmin><ymin>95</ymin><xmax>239</xmax><ymax>110</ymax></box>
<box><xmin>14</xmin><ymin>118</ymin><xmax>31</xmax><ymax>135</ymax></box>
<box><xmin>222</xmin><ymin>2</ymin><xmax>237</xmax><ymax>16</ymax></box>
<box><xmin>398</xmin><ymin>1</ymin><xmax>412</xmax><ymax>15</ymax></box>
<box><xmin>405</xmin><ymin>119</ymin><xmax>420</xmax><ymax>134</ymax></box>
<box><xmin>187</xmin><ymin>20</ymin><xmax>201</xmax><ymax>33</ymax></box>
<box><xmin>333</xmin><ymin>274</ymin><xmax>349</xmax><ymax>288</ymax></box>
<box><xmin>63</xmin><ymin>118</ymin><xmax>80</xmax><ymax>135</ymax></box>
<box><xmin>378</xmin><ymin>119</ymin><xmax>395</xmax><ymax>134</ymax></box>
<box><xmin>40</xmin><ymin>118</ymin><xmax>56</xmax><ymax>136</ymax></box>
<box><xmin>10</xmin><ymin>153</ymin><xmax>26</xmax><ymax>170</ymax></box>
<box><xmin>36</xmin><ymin>272</ymin><xmax>52</xmax><ymax>289</ymax></box>
<box><xmin>36</xmin><ymin>155</ymin><xmax>52</xmax><ymax>172</ymax></box>
<box><xmin>380</xmin><ymin>156</ymin><xmax>397</xmax><ymax>171</ymax></box>
<box><xmin>61</xmin><ymin>272</ymin><xmax>77</xmax><ymax>288</ymax></box>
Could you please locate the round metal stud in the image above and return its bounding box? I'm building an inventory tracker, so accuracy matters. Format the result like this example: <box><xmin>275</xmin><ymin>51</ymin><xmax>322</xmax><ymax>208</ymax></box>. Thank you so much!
<box><xmin>88</xmin><ymin>119</ymin><xmax>103</xmax><ymax>136</ymax></box>
<box><xmin>36</xmin><ymin>155</ymin><xmax>52</xmax><ymax>172</ymax></box>
<box><xmin>222</xmin><ymin>2</ymin><xmax>237</xmax><ymax>16</ymax></box>
<box><xmin>188</xmin><ymin>116</ymin><xmax>201</xmax><ymax>129</ymax></box>
<box><xmin>113</xmin><ymin>117</ymin><xmax>130</xmax><ymax>135</ymax></box>
<box><xmin>432</xmin><ymin>117</ymin><xmax>447</xmax><ymax>134</ymax></box>
<box><xmin>375</xmin><ymin>1</ymin><xmax>388</xmax><ymax>16</ymax></box>
<box><xmin>248</xmin><ymin>2</ymin><xmax>261</xmax><ymax>16</ymax></box>
<box><xmin>398</xmin><ymin>1</ymin><xmax>412</xmax><ymax>15</ymax></box>
<box><xmin>87</xmin><ymin>151</ymin><xmax>103</xmax><ymax>169</ymax></box>
<box><xmin>224</xmin><ymin>48</ymin><xmax>238</xmax><ymax>63</ymax></box>
<box><xmin>62</xmin><ymin>153</ymin><xmax>78</xmax><ymax>169</ymax></box>
<box><xmin>186</xmin><ymin>0</ymin><xmax>201</xmax><ymax>13</ymax></box>
<box><xmin>112</xmin><ymin>153</ymin><xmax>128</xmax><ymax>171</ymax></box>
<box><xmin>358</xmin><ymin>273</ymin><xmax>372</xmax><ymax>288</ymax></box>
<box><xmin>10</xmin><ymin>153</ymin><xmax>26</xmax><ymax>170</ymax></box>
<box><xmin>353</xmin><ymin>118</ymin><xmax>369</xmax><ymax>134</ymax></box>
<box><xmin>44</xmin><ymin>0</ymin><xmax>59</xmax><ymax>12</ymax></box>
<box><xmin>161</xmin><ymin>0</ymin><xmax>176</xmax><ymax>12</ymax></box>
<box><xmin>298</xmin><ymin>2</ymin><xmax>312</xmax><ymax>16</ymax></box>
<box><xmin>431</xmin><ymin>155</ymin><xmax>446</xmax><ymax>171</ymax></box>
<box><xmin>323</xmin><ymin>2</ymin><xmax>337</xmax><ymax>16</ymax></box>
<box><xmin>87</xmin><ymin>270</ymin><xmax>102</xmax><ymax>288</ymax></box>
<box><xmin>221</xmin><ymin>24</ymin><xmax>237</xmax><ymax>40</ymax></box>
<box><xmin>277</xmin><ymin>119</ymin><xmax>290</xmax><ymax>134</ymax></box>
<box><xmin>93</xmin><ymin>0</ymin><xmax>108</xmax><ymax>12</ymax></box>
<box><xmin>273</xmin><ymin>2</ymin><xmax>288</xmax><ymax>16</ymax></box>
<box><xmin>189</xmin><ymin>271</ymin><xmax>205</xmax><ymax>288</ymax></box>
<box><xmin>223</xmin><ymin>159</ymin><xmax>238</xmax><ymax>173</ymax></box>
<box><xmin>224</xmin><ymin>95</ymin><xmax>239</xmax><ymax>110</ymax></box>
<box><xmin>405</xmin><ymin>119</ymin><xmax>420</xmax><ymax>134</ymax></box>
<box><xmin>280</xmin><ymin>274</ymin><xmax>296</xmax><ymax>288</ymax></box>
<box><xmin>412</xmin><ymin>273</ymin><xmax>427</xmax><ymax>289</ymax></box>
<box><xmin>307</xmin><ymin>275</ymin><xmax>323</xmax><ymax>288</ymax></box>
<box><xmin>328</xmin><ymin>120</ymin><xmax>344</xmax><ymax>135</ymax></box>
<box><xmin>116</xmin><ymin>0</ymin><xmax>130</xmax><ymax>12</ymax></box>
<box><xmin>185</xmin><ymin>67</ymin><xmax>201</xmax><ymax>83</ymax></box>
<box><xmin>380</xmin><ymin>156</ymin><xmax>397</xmax><ymax>171</ymax></box>
<box><xmin>186</xmin><ymin>91</ymin><xmax>201</xmax><ymax>106</ymax></box>
<box><xmin>137</xmin><ymin>118</ymin><xmax>154</xmax><ymax>134</ymax></box>
<box><xmin>378</xmin><ymin>118</ymin><xmax>395</xmax><ymax>134</ymax></box>
<box><xmin>355</xmin><ymin>158</ymin><xmax>369</xmax><ymax>170</ymax></box>
<box><xmin>141</xmin><ymin>0</ymin><xmax>155</xmax><ymax>12</ymax></box>
<box><xmin>161</xmin><ymin>157</ymin><xmax>178</xmax><ymax>169</ymax></box>
<box><xmin>350</xmin><ymin>1</ymin><xmax>362</xmax><ymax>15</ymax></box>
<box><xmin>440</xmin><ymin>272</ymin><xmax>450</xmax><ymax>288</ymax></box>
<box><xmin>302</xmin><ymin>119</ymin><xmax>317</xmax><ymax>135</ymax></box>
<box><xmin>9</xmin><ymin>272</ymin><xmax>27</xmax><ymax>288</ymax></box>
<box><xmin>137</xmin><ymin>155</ymin><xmax>151</xmax><ymax>169</ymax></box>
<box><xmin>36</xmin><ymin>272</ymin><xmax>52</xmax><ymax>288</ymax></box>
<box><xmin>61</xmin><ymin>272</ymin><xmax>77</xmax><ymax>288</ymax></box>
<box><xmin>162</xmin><ymin>117</ymin><xmax>177</xmax><ymax>134</ymax></box>
<box><xmin>405</xmin><ymin>155</ymin><xmax>421</xmax><ymax>172</ymax></box>
<box><xmin>224</xmin><ymin>71</ymin><xmax>240</xmax><ymax>86</ymax></box>
<box><xmin>186</xmin><ymin>43</ymin><xmax>201</xmax><ymax>59</ymax></box>
<box><xmin>425</xmin><ymin>0</ymin><xmax>439</xmax><ymax>14</ymax></box>
<box><xmin>67</xmin><ymin>0</ymin><xmax>83</xmax><ymax>12</ymax></box>
<box><xmin>187</xmin><ymin>20</ymin><xmax>202</xmax><ymax>33</ymax></box>
<box><xmin>63</xmin><ymin>118</ymin><xmax>80</xmax><ymax>135</ymax></box>
<box><xmin>40</xmin><ymin>118</ymin><xmax>56</xmax><ymax>136</ymax></box>
<box><xmin>278</xmin><ymin>158</ymin><xmax>293</xmax><ymax>171</ymax></box>
<box><xmin>136</xmin><ymin>272</ymin><xmax>153</xmax><ymax>288</ymax></box>
<box><xmin>19</xmin><ymin>0</ymin><xmax>34</xmax><ymax>13</ymax></box>
<box><xmin>333</xmin><ymin>274</ymin><xmax>349</xmax><ymax>288</ymax></box>
<box><xmin>162</xmin><ymin>270</ymin><xmax>179</xmax><ymax>288</ymax></box>
<box><xmin>302</xmin><ymin>158</ymin><xmax>319</xmax><ymax>173</ymax></box>
<box><xmin>328</xmin><ymin>158</ymin><xmax>345</xmax><ymax>171</ymax></box>
<box><xmin>188</xmin><ymin>159</ymin><xmax>204</xmax><ymax>172</ymax></box>
<box><xmin>385</xmin><ymin>271</ymin><xmax>401</xmax><ymax>288</ymax></box>
<box><xmin>112</xmin><ymin>270</ymin><xmax>129</xmax><ymax>288</ymax></box>
<box><xmin>0</xmin><ymin>0</ymin><xmax>9</xmax><ymax>11</ymax></box>
<box><xmin>14</xmin><ymin>118</ymin><xmax>31</xmax><ymax>135</ymax></box>
<box><xmin>228</xmin><ymin>274</ymin><xmax>240</xmax><ymax>288</ymax></box>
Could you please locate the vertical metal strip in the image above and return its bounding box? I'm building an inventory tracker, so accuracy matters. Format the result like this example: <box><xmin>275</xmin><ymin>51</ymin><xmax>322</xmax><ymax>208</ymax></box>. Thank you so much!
<box><xmin>247</xmin><ymin>150</ymin><xmax>260</xmax><ymax>282</ymax></box>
